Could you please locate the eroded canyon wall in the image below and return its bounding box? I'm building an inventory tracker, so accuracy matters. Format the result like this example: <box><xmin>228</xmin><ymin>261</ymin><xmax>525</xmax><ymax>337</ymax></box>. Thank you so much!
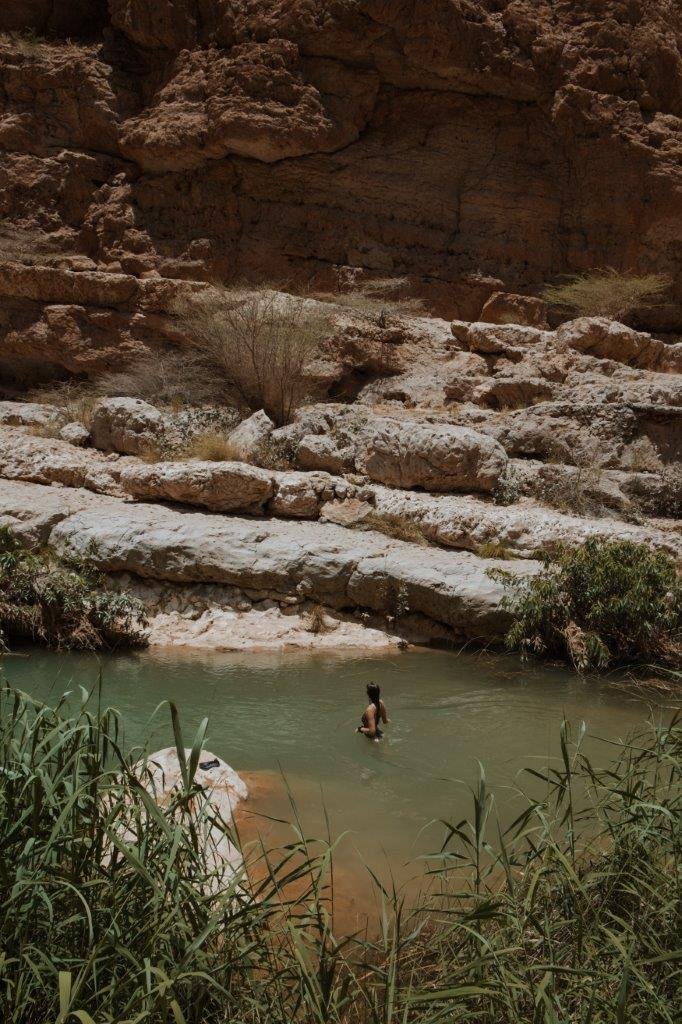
<box><xmin>0</xmin><ymin>0</ymin><xmax>680</xmax><ymax>383</ymax></box>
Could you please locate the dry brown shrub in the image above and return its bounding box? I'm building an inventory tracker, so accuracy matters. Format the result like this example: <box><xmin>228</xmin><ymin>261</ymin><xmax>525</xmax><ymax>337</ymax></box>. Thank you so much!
<box><xmin>32</xmin><ymin>381</ymin><xmax>97</xmax><ymax>429</ymax></box>
<box><xmin>172</xmin><ymin>288</ymin><xmax>332</xmax><ymax>426</ymax></box>
<box><xmin>304</xmin><ymin>604</ymin><xmax>335</xmax><ymax>634</ymax></box>
<box><xmin>181</xmin><ymin>431</ymin><xmax>242</xmax><ymax>462</ymax></box>
<box><xmin>542</xmin><ymin>269</ymin><xmax>670</xmax><ymax>320</ymax></box>
<box><xmin>94</xmin><ymin>350</ymin><xmax>225</xmax><ymax>408</ymax></box>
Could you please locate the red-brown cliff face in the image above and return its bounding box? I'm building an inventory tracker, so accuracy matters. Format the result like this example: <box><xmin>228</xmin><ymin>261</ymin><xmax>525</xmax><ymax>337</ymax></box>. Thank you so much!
<box><xmin>0</xmin><ymin>1</ymin><xmax>680</xmax><ymax>382</ymax></box>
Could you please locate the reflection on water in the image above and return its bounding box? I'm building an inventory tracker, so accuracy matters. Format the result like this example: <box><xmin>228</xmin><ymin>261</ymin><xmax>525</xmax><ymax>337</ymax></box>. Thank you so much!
<box><xmin>2</xmin><ymin>644</ymin><xmax>674</xmax><ymax>920</ymax></box>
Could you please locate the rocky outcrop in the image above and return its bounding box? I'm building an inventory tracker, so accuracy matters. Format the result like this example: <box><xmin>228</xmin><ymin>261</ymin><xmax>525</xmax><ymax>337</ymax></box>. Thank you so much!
<box><xmin>0</xmin><ymin>400</ymin><xmax>64</xmax><ymax>428</ymax></box>
<box><xmin>1</xmin><ymin>421</ymin><xmax>678</xmax><ymax>559</ymax></box>
<box><xmin>555</xmin><ymin>319</ymin><xmax>682</xmax><ymax>374</ymax></box>
<box><xmin>59</xmin><ymin>421</ymin><xmax>90</xmax><ymax>446</ymax></box>
<box><xmin>120</xmin><ymin>460</ymin><xmax>275</xmax><ymax>513</ymax></box>
<box><xmin>0</xmin><ymin>0</ymin><xmax>680</xmax><ymax>346</ymax></box>
<box><xmin>0</xmin><ymin>426</ymin><xmax>129</xmax><ymax>494</ymax></box>
<box><xmin>227</xmin><ymin>410</ymin><xmax>274</xmax><ymax>462</ymax></box>
<box><xmin>479</xmin><ymin>292</ymin><xmax>549</xmax><ymax>329</ymax></box>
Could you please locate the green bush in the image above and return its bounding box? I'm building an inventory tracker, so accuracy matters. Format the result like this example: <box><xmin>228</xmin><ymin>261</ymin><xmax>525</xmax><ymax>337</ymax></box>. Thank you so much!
<box><xmin>542</xmin><ymin>269</ymin><xmax>670</xmax><ymax>320</ymax></box>
<box><xmin>490</xmin><ymin>538</ymin><xmax>681</xmax><ymax>672</ymax></box>
<box><xmin>0</xmin><ymin>526</ymin><xmax>148</xmax><ymax>651</ymax></box>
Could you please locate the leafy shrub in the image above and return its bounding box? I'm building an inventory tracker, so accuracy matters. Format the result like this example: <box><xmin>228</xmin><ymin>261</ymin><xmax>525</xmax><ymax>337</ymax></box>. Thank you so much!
<box><xmin>542</xmin><ymin>269</ymin><xmax>670</xmax><ymax>320</ymax></box>
<box><xmin>490</xmin><ymin>538</ymin><xmax>681</xmax><ymax>672</ymax></box>
<box><xmin>0</xmin><ymin>527</ymin><xmax>148</xmax><ymax>651</ymax></box>
<box><xmin>173</xmin><ymin>288</ymin><xmax>332</xmax><ymax>426</ymax></box>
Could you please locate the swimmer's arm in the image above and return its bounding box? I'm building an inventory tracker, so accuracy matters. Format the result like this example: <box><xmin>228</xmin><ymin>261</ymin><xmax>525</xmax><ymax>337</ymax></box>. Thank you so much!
<box><xmin>357</xmin><ymin>707</ymin><xmax>377</xmax><ymax>735</ymax></box>
<box><xmin>380</xmin><ymin>701</ymin><xmax>390</xmax><ymax>724</ymax></box>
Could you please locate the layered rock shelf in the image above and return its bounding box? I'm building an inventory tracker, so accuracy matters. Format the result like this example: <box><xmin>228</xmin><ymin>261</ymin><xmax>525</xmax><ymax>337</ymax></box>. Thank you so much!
<box><xmin>0</xmin><ymin>477</ymin><xmax>536</xmax><ymax>650</ymax></box>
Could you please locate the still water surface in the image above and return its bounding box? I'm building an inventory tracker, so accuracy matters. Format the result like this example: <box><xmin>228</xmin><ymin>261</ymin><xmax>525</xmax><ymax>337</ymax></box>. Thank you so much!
<box><xmin>4</xmin><ymin>646</ymin><xmax>670</xmax><ymax>868</ymax></box>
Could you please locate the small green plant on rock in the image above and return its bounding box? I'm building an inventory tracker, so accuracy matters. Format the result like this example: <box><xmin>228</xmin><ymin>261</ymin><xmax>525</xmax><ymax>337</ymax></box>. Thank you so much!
<box><xmin>0</xmin><ymin>527</ymin><xmax>148</xmax><ymax>651</ymax></box>
<box><xmin>489</xmin><ymin>538</ymin><xmax>681</xmax><ymax>673</ymax></box>
<box><xmin>542</xmin><ymin>269</ymin><xmax>670</xmax><ymax>321</ymax></box>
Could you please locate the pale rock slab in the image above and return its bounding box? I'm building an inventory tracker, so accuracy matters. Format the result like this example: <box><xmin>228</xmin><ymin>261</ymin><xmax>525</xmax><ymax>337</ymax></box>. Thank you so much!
<box><xmin>48</xmin><ymin>498</ymin><xmax>536</xmax><ymax>639</ymax></box>
<box><xmin>228</xmin><ymin>410</ymin><xmax>274</xmax><ymax>461</ymax></box>
<box><xmin>0</xmin><ymin>401</ymin><xmax>65</xmax><ymax>428</ymax></box>
<box><xmin>91</xmin><ymin>397</ymin><xmax>167</xmax><ymax>456</ymax></box>
<box><xmin>363</xmin><ymin>420</ymin><xmax>508</xmax><ymax>493</ymax></box>
<box><xmin>59</xmin><ymin>421</ymin><xmax>91</xmax><ymax>447</ymax></box>
<box><xmin>120</xmin><ymin>460</ymin><xmax>275</xmax><ymax>513</ymax></box>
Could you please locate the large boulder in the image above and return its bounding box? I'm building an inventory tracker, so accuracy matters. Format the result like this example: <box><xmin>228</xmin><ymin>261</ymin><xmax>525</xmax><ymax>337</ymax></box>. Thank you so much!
<box><xmin>0</xmin><ymin>400</ymin><xmax>65</xmax><ymax>429</ymax></box>
<box><xmin>363</xmin><ymin>421</ymin><xmax>508</xmax><ymax>493</ymax></box>
<box><xmin>451</xmin><ymin>321</ymin><xmax>548</xmax><ymax>354</ymax></box>
<box><xmin>297</xmin><ymin>434</ymin><xmax>356</xmax><ymax>474</ymax></box>
<box><xmin>59</xmin><ymin>422</ymin><xmax>91</xmax><ymax>447</ymax></box>
<box><xmin>556</xmin><ymin>318</ymin><xmax>682</xmax><ymax>373</ymax></box>
<box><xmin>119</xmin><ymin>461</ymin><xmax>275</xmax><ymax>512</ymax></box>
<box><xmin>269</xmin><ymin>470</ymin><xmax>358</xmax><ymax>518</ymax></box>
<box><xmin>90</xmin><ymin>397</ymin><xmax>167</xmax><ymax>456</ymax></box>
<box><xmin>479</xmin><ymin>291</ymin><xmax>549</xmax><ymax>328</ymax></box>
<box><xmin>144</xmin><ymin>747</ymin><xmax>247</xmax><ymax>883</ymax></box>
<box><xmin>228</xmin><ymin>410</ymin><xmax>274</xmax><ymax>462</ymax></box>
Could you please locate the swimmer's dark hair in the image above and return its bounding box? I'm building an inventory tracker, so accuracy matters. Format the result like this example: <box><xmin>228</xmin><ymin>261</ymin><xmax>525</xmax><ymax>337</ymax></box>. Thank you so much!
<box><xmin>366</xmin><ymin>682</ymin><xmax>381</xmax><ymax>722</ymax></box>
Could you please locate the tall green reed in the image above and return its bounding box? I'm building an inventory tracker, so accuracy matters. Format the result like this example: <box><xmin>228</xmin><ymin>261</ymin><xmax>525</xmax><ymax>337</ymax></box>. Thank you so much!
<box><xmin>0</xmin><ymin>681</ymin><xmax>679</xmax><ymax>1024</ymax></box>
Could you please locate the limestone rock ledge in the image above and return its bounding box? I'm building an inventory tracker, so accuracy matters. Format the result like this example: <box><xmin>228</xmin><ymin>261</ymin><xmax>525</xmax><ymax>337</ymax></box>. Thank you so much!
<box><xmin>0</xmin><ymin>478</ymin><xmax>538</xmax><ymax>647</ymax></box>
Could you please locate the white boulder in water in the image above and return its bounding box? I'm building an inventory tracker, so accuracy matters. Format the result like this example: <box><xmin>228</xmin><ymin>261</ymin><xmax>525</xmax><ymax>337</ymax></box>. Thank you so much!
<box><xmin>146</xmin><ymin>747</ymin><xmax>248</xmax><ymax>883</ymax></box>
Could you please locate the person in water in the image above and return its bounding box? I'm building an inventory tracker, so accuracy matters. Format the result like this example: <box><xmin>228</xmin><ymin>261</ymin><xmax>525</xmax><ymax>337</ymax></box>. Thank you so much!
<box><xmin>357</xmin><ymin>682</ymin><xmax>390</xmax><ymax>741</ymax></box>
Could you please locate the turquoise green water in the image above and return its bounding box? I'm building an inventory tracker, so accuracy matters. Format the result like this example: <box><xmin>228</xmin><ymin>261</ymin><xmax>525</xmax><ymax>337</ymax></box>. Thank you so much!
<box><xmin>2</xmin><ymin>646</ymin><xmax>670</xmax><ymax>886</ymax></box>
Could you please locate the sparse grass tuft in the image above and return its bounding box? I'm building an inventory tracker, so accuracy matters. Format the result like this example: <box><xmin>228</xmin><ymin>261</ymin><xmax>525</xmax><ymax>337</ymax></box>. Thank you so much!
<box><xmin>32</xmin><ymin>380</ymin><xmax>97</xmax><ymax>429</ymax></box>
<box><xmin>181</xmin><ymin>430</ymin><xmax>243</xmax><ymax>462</ymax></box>
<box><xmin>542</xmin><ymin>269</ymin><xmax>670</xmax><ymax>320</ymax></box>
<box><xmin>358</xmin><ymin>511</ymin><xmax>429</xmax><ymax>546</ymax></box>
<box><xmin>0</xmin><ymin>29</ymin><xmax>45</xmax><ymax>54</ymax></box>
<box><xmin>477</xmin><ymin>540</ymin><xmax>512</xmax><ymax>560</ymax></box>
